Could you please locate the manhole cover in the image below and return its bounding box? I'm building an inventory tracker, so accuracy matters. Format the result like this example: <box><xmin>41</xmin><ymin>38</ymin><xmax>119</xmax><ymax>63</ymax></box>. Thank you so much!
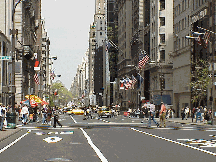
<box><xmin>44</xmin><ymin>158</ymin><xmax>72</xmax><ymax>161</ymax></box>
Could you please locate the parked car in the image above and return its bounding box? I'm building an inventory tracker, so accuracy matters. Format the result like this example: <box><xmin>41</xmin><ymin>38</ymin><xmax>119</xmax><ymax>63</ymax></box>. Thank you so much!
<box><xmin>98</xmin><ymin>107</ymin><xmax>112</xmax><ymax>118</ymax></box>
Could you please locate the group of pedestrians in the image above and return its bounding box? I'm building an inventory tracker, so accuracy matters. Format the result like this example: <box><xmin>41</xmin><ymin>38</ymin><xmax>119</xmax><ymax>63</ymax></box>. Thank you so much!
<box><xmin>181</xmin><ymin>106</ymin><xmax>212</xmax><ymax>122</ymax></box>
<box><xmin>41</xmin><ymin>106</ymin><xmax>62</xmax><ymax>127</ymax></box>
<box><xmin>139</xmin><ymin>101</ymin><xmax>167</xmax><ymax>127</ymax></box>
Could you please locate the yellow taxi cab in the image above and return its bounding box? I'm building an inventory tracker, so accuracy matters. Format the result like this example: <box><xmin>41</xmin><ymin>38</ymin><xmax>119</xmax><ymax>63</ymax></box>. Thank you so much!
<box><xmin>71</xmin><ymin>108</ymin><xmax>84</xmax><ymax>115</ymax></box>
<box><xmin>98</xmin><ymin>106</ymin><xmax>112</xmax><ymax>118</ymax></box>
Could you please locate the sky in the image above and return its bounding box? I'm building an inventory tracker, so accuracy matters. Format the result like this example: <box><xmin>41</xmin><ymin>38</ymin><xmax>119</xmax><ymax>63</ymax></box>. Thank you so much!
<box><xmin>41</xmin><ymin>0</ymin><xmax>95</xmax><ymax>89</ymax></box>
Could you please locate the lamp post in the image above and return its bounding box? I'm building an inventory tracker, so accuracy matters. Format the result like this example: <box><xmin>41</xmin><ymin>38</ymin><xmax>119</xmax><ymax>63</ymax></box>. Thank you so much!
<box><xmin>8</xmin><ymin>0</ymin><xmax>24</xmax><ymax>128</ymax></box>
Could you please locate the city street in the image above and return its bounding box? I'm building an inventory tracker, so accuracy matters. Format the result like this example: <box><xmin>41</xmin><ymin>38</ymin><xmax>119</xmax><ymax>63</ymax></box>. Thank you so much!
<box><xmin>0</xmin><ymin>114</ymin><xmax>216</xmax><ymax>161</ymax></box>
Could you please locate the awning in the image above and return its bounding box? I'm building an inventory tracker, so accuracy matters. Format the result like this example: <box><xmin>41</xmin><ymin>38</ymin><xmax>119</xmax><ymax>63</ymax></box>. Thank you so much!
<box><xmin>153</xmin><ymin>95</ymin><xmax>171</xmax><ymax>105</ymax></box>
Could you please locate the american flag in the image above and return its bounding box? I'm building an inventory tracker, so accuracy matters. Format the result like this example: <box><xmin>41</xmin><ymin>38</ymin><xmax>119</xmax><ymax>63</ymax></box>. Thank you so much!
<box><xmin>203</xmin><ymin>31</ymin><xmax>210</xmax><ymax>48</ymax></box>
<box><xmin>138</xmin><ymin>51</ymin><xmax>149</xmax><ymax>69</ymax></box>
<box><xmin>124</xmin><ymin>78</ymin><xmax>131</xmax><ymax>90</ymax></box>
<box><xmin>131</xmin><ymin>75</ymin><xmax>137</xmax><ymax>89</ymax></box>
<box><xmin>34</xmin><ymin>73</ymin><xmax>39</xmax><ymax>85</ymax></box>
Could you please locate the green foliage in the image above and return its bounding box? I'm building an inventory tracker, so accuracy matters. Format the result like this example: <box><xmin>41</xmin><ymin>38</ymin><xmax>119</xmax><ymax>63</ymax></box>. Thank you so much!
<box><xmin>190</xmin><ymin>59</ymin><xmax>211</xmax><ymax>106</ymax></box>
<box><xmin>50</xmin><ymin>81</ymin><xmax>73</xmax><ymax>106</ymax></box>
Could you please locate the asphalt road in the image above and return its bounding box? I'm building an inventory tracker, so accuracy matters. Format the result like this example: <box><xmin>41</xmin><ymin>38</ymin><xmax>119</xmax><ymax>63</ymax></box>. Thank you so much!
<box><xmin>0</xmin><ymin>114</ymin><xmax>216</xmax><ymax>162</ymax></box>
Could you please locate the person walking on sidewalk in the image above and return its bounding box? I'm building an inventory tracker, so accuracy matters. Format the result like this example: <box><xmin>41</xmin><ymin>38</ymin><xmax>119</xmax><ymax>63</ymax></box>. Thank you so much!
<box><xmin>159</xmin><ymin>102</ymin><xmax>166</xmax><ymax>128</ymax></box>
<box><xmin>0</xmin><ymin>104</ymin><xmax>5</xmax><ymax>131</ymax></box>
<box><xmin>148</xmin><ymin>101</ymin><xmax>159</xmax><ymax>127</ymax></box>
<box><xmin>21</xmin><ymin>104</ymin><xmax>28</xmax><ymax>125</ymax></box>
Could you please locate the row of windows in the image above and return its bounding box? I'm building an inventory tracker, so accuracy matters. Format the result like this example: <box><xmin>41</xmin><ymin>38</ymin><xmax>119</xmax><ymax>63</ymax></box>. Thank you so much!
<box><xmin>174</xmin><ymin>0</ymin><xmax>189</xmax><ymax>18</ymax></box>
<box><xmin>174</xmin><ymin>0</ymin><xmax>207</xmax><ymax>18</ymax></box>
<box><xmin>174</xmin><ymin>36</ymin><xmax>190</xmax><ymax>51</ymax></box>
<box><xmin>174</xmin><ymin>15</ymin><xmax>190</xmax><ymax>33</ymax></box>
<box><xmin>193</xmin><ymin>0</ymin><xmax>207</xmax><ymax>10</ymax></box>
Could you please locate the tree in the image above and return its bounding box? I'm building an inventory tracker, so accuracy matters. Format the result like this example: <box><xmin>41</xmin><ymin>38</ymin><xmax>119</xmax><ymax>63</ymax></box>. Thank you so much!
<box><xmin>190</xmin><ymin>59</ymin><xmax>211</xmax><ymax>107</ymax></box>
<box><xmin>50</xmin><ymin>81</ymin><xmax>73</xmax><ymax>107</ymax></box>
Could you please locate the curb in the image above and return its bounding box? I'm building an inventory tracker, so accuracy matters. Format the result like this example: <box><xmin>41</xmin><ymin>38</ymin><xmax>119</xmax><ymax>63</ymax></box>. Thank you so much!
<box><xmin>0</xmin><ymin>128</ymin><xmax>23</xmax><ymax>143</ymax></box>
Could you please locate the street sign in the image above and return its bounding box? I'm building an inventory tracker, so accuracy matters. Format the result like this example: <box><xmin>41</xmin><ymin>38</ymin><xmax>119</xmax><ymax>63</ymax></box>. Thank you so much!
<box><xmin>0</xmin><ymin>56</ymin><xmax>12</xmax><ymax>60</ymax></box>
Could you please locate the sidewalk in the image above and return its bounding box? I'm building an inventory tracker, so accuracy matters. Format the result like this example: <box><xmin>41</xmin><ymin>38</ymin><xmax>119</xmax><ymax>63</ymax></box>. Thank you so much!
<box><xmin>0</xmin><ymin>127</ymin><xmax>22</xmax><ymax>142</ymax></box>
<box><xmin>166</xmin><ymin>118</ymin><xmax>215</xmax><ymax>126</ymax></box>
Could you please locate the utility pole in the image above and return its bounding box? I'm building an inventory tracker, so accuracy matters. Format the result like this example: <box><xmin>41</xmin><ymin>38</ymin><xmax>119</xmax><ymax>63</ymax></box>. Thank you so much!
<box><xmin>211</xmin><ymin>0</ymin><xmax>215</xmax><ymax>125</ymax></box>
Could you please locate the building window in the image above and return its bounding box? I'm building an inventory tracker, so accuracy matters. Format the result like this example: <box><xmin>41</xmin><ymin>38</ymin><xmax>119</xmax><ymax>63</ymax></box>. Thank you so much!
<box><xmin>182</xmin><ymin>0</ymin><xmax>184</xmax><ymax>11</ymax></box>
<box><xmin>179</xmin><ymin>4</ymin><xmax>180</xmax><ymax>14</ymax></box>
<box><xmin>160</xmin><ymin>0</ymin><xmax>165</xmax><ymax>10</ymax></box>
<box><xmin>160</xmin><ymin>17</ymin><xmax>165</xmax><ymax>26</ymax></box>
<box><xmin>100</xmin><ymin>32</ymin><xmax>102</xmax><ymax>35</ymax></box>
<box><xmin>160</xmin><ymin>50</ymin><xmax>165</xmax><ymax>62</ymax></box>
<box><xmin>100</xmin><ymin>27</ymin><xmax>102</xmax><ymax>30</ymax></box>
<box><xmin>160</xmin><ymin>34</ymin><xmax>165</xmax><ymax>44</ymax></box>
<box><xmin>188</xmin><ymin>15</ymin><xmax>190</xmax><ymax>27</ymax></box>
<box><xmin>100</xmin><ymin>21</ymin><xmax>102</xmax><ymax>24</ymax></box>
<box><xmin>182</xmin><ymin>37</ymin><xmax>184</xmax><ymax>47</ymax></box>
<box><xmin>182</xmin><ymin>19</ymin><xmax>184</xmax><ymax>30</ymax></box>
<box><xmin>179</xmin><ymin>21</ymin><xmax>181</xmax><ymax>31</ymax></box>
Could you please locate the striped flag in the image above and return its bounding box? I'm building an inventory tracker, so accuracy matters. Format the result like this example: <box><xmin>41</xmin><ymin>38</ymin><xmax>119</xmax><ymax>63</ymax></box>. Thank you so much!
<box><xmin>203</xmin><ymin>31</ymin><xmax>210</xmax><ymax>48</ymax></box>
<box><xmin>131</xmin><ymin>75</ymin><xmax>137</xmax><ymax>89</ymax></box>
<box><xmin>138</xmin><ymin>51</ymin><xmax>149</xmax><ymax>69</ymax></box>
<box><xmin>34</xmin><ymin>73</ymin><xmax>39</xmax><ymax>85</ymax></box>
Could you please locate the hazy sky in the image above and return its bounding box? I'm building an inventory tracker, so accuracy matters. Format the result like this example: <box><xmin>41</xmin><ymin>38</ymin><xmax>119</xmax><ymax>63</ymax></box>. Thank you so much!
<box><xmin>41</xmin><ymin>0</ymin><xmax>95</xmax><ymax>89</ymax></box>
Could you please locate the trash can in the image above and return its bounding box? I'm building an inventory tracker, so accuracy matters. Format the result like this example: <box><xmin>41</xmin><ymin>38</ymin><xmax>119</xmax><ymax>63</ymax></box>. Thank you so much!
<box><xmin>6</xmin><ymin>112</ymin><xmax>16</xmax><ymax>129</ymax></box>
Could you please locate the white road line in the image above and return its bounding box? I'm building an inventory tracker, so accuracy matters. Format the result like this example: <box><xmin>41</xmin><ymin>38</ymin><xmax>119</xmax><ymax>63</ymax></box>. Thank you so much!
<box><xmin>70</xmin><ymin>115</ymin><xmax>108</xmax><ymax>161</ymax></box>
<box><xmin>70</xmin><ymin>115</ymin><xmax>77</xmax><ymax>123</ymax></box>
<box><xmin>80</xmin><ymin>128</ymin><xmax>108</xmax><ymax>162</ymax></box>
<box><xmin>0</xmin><ymin>131</ymin><xmax>30</xmax><ymax>154</ymax></box>
<box><xmin>131</xmin><ymin>128</ymin><xmax>216</xmax><ymax>156</ymax></box>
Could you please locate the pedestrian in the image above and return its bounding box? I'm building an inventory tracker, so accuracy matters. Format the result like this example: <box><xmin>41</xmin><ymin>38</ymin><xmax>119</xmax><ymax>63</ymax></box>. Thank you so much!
<box><xmin>144</xmin><ymin>105</ymin><xmax>148</xmax><ymax>119</ymax></box>
<box><xmin>53</xmin><ymin>112</ymin><xmax>62</xmax><ymax>128</ymax></box>
<box><xmin>0</xmin><ymin>103</ymin><xmax>5</xmax><ymax>131</ymax></box>
<box><xmin>21</xmin><ymin>104</ymin><xmax>28</xmax><ymax>125</ymax></box>
<box><xmin>148</xmin><ymin>101</ymin><xmax>159</xmax><ymax>127</ymax></box>
<box><xmin>200</xmin><ymin>106</ymin><xmax>204</xmax><ymax>122</ymax></box>
<box><xmin>42</xmin><ymin>108</ymin><xmax>47</xmax><ymax>125</ymax></box>
<box><xmin>159</xmin><ymin>102</ymin><xmax>166</xmax><ymax>128</ymax></box>
<box><xmin>181</xmin><ymin>107</ymin><xmax>185</xmax><ymax>120</ymax></box>
<box><xmin>185</xmin><ymin>106</ymin><xmax>189</xmax><ymax>120</ymax></box>
<box><xmin>112</xmin><ymin>108</ymin><xmax>115</xmax><ymax>117</ymax></box>
<box><xmin>47</xmin><ymin>107</ymin><xmax>52</xmax><ymax>126</ymax></box>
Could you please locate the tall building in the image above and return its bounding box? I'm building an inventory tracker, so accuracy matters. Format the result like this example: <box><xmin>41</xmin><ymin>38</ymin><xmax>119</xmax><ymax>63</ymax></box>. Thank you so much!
<box><xmin>88</xmin><ymin>22</ymin><xmax>96</xmax><ymax>104</ymax></box>
<box><xmin>173</xmin><ymin>0</ymin><xmax>192</xmax><ymax>117</ymax></box>
<box><xmin>147</xmin><ymin>0</ymin><xmax>173</xmax><ymax>109</ymax></box>
<box><xmin>94</xmin><ymin>0</ymin><xmax>107</xmax><ymax>106</ymax></box>
<box><xmin>130</xmin><ymin>0</ymin><xmax>145</xmax><ymax>109</ymax></box>
<box><xmin>106</xmin><ymin>0</ymin><xmax>118</xmax><ymax>106</ymax></box>
<box><xmin>116</xmin><ymin>0</ymin><xmax>133</xmax><ymax>110</ymax></box>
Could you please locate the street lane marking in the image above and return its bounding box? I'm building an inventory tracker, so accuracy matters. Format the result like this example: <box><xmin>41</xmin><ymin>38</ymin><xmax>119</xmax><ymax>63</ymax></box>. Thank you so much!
<box><xmin>70</xmin><ymin>115</ymin><xmax>77</xmax><ymax>123</ymax></box>
<box><xmin>71</xmin><ymin>115</ymin><xmax>108</xmax><ymax>161</ymax></box>
<box><xmin>43</xmin><ymin>136</ymin><xmax>63</xmax><ymax>143</ymax></box>
<box><xmin>131</xmin><ymin>128</ymin><xmax>216</xmax><ymax>156</ymax></box>
<box><xmin>80</xmin><ymin>128</ymin><xmax>108</xmax><ymax>162</ymax></box>
<box><xmin>0</xmin><ymin>131</ymin><xmax>30</xmax><ymax>154</ymax></box>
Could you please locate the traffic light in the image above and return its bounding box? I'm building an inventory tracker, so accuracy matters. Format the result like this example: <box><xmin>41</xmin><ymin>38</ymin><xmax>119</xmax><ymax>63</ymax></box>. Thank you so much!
<box><xmin>160</xmin><ymin>74</ymin><xmax>165</xmax><ymax>90</ymax></box>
